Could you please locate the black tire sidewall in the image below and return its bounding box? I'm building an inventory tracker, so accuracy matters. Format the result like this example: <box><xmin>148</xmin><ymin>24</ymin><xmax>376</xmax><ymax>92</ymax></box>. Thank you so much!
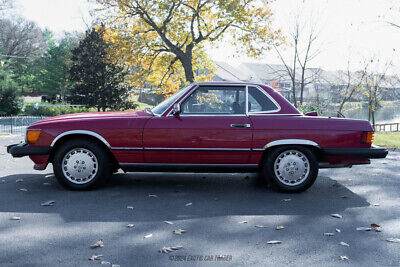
<box><xmin>263</xmin><ymin>145</ymin><xmax>318</xmax><ymax>193</ymax></box>
<box><xmin>53</xmin><ymin>138</ymin><xmax>111</xmax><ymax>190</ymax></box>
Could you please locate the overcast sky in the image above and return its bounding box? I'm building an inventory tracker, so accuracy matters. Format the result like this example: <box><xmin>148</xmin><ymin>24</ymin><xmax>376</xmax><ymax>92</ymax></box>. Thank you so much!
<box><xmin>12</xmin><ymin>0</ymin><xmax>400</xmax><ymax>72</ymax></box>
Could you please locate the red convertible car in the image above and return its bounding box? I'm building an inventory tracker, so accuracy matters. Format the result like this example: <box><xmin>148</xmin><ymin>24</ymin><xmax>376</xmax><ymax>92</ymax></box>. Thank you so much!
<box><xmin>8</xmin><ymin>82</ymin><xmax>388</xmax><ymax>192</ymax></box>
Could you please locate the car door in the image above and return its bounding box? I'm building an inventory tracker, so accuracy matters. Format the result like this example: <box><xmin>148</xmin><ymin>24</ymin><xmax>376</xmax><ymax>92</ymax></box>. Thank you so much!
<box><xmin>143</xmin><ymin>85</ymin><xmax>252</xmax><ymax>164</ymax></box>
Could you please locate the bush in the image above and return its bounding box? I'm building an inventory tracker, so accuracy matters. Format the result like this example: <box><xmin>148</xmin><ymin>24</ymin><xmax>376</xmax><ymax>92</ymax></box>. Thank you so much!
<box><xmin>0</xmin><ymin>87</ymin><xmax>24</xmax><ymax>115</ymax></box>
<box><xmin>23</xmin><ymin>103</ymin><xmax>96</xmax><ymax>116</ymax></box>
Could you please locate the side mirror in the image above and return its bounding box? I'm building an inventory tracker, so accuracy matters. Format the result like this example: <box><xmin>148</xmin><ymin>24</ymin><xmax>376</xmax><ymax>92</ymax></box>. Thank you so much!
<box><xmin>172</xmin><ymin>103</ymin><xmax>181</xmax><ymax>116</ymax></box>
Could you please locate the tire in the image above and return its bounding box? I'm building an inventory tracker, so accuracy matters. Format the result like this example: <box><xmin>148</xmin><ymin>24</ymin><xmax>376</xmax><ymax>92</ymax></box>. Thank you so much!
<box><xmin>52</xmin><ymin>138</ymin><xmax>112</xmax><ymax>190</ymax></box>
<box><xmin>261</xmin><ymin>145</ymin><xmax>318</xmax><ymax>193</ymax></box>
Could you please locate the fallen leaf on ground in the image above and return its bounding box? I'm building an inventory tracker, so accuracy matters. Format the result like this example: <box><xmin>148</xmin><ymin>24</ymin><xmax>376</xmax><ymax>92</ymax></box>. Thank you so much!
<box><xmin>112</xmin><ymin>265</ymin><xmax>120</xmax><ymax>267</ymax></box>
<box><xmin>339</xmin><ymin>241</ymin><xmax>349</xmax><ymax>247</ymax></box>
<box><xmin>282</xmin><ymin>199</ymin><xmax>291</xmax><ymax>202</ymax></box>
<box><xmin>371</xmin><ymin>224</ymin><xmax>382</xmax><ymax>232</ymax></box>
<box><xmin>331</xmin><ymin>214</ymin><xmax>342</xmax><ymax>219</ymax></box>
<box><xmin>239</xmin><ymin>221</ymin><xmax>248</xmax><ymax>224</ymax></box>
<box><xmin>127</xmin><ymin>206</ymin><xmax>134</xmax><ymax>209</ymax></box>
<box><xmin>173</xmin><ymin>229</ymin><xmax>187</xmax><ymax>235</ymax></box>
<box><xmin>158</xmin><ymin>246</ymin><xmax>183</xmax><ymax>253</ymax></box>
<box><xmin>267</xmin><ymin>240</ymin><xmax>281</xmax><ymax>244</ymax></box>
<box><xmin>90</xmin><ymin>240</ymin><xmax>104</xmax><ymax>249</ymax></box>
<box><xmin>19</xmin><ymin>188</ymin><xmax>27</xmax><ymax>192</ymax></box>
<box><xmin>41</xmin><ymin>200</ymin><xmax>55</xmax><ymax>206</ymax></box>
<box><xmin>127</xmin><ymin>224</ymin><xmax>134</xmax><ymax>228</ymax></box>
<box><xmin>324</xmin><ymin>233</ymin><xmax>335</xmax><ymax>236</ymax></box>
<box><xmin>386</xmin><ymin>238</ymin><xmax>400</xmax><ymax>243</ymax></box>
<box><xmin>164</xmin><ymin>221</ymin><xmax>174</xmax><ymax>225</ymax></box>
<box><xmin>148</xmin><ymin>194</ymin><xmax>158</xmax><ymax>198</ymax></box>
<box><xmin>336</xmin><ymin>229</ymin><xmax>341</xmax><ymax>233</ymax></box>
<box><xmin>144</xmin><ymin>234</ymin><xmax>153</xmax><ymax>239</ymax></box>
<box><xmin>356</xmin><ymin>227</ymin><xmax>372</xmax><ymax>231</ymax></box>
<box><xmin>185</xmin><ymin>202</ymin><xmax>192</xmax><ymax>206</ymax></box>
<box><xmin>213</xmin><ymin>197</ymin><xmax>219</xmax><ymax>201</ymax></box>
<box><xmin>372</xmin><ymin>203</ymin><xmax>380</xmax><ymax>206</ymax></box>
<box><xmin>88</xmin><ymin>255</ymin><xmax>103</xmax><ymax>261</ymax></box>
<box><xmin>15</xmin><ymin>179</ymin><xmax>23</xmax><ymax>183</ymax></box>
<box><xmin>101</xmin><ymin>261</ymin><xmax>111</xmax><ymax>265</ymax></box>
<box><xmin>255</xmin><ymin>225</ymin><xmax>268</xmax><ymax>228</ymax></box>
<box><xmin>275</xmin><ymin>225</ymin><xmax>285</xmax><ymax>230</ymax></box>
<box><xmin>43</xmin><ymin>182</ymin><xmax>50</xmax><ymax>185</ymax></box>
<box><xmin>371</xmin><ymin>223</ymin><xmax>380</xmax><ymax>228</ymax></box>
<box><xmin>339</xmin><ymin>256</ymin><xmax>349</xmax><ymax>261</ymax></box>
<box><xmin>10</xmin><ymin>216</ymin><xmax>21</xmax><ymax>220</ymax></box>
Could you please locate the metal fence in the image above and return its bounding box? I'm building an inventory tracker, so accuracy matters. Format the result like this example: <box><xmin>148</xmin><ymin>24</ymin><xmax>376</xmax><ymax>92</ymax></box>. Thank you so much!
<box><xmin>375</xmin><ymin>123</ymin><xmax>400</xmax><ymax>132</ymax></box>
<box><xmin>0</xmin><ymin>116</ymin><xmax>47</xmax><ymax>135</ymax></box>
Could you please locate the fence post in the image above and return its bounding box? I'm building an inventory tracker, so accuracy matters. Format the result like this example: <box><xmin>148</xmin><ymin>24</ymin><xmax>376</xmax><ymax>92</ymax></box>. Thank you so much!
<box><xmin>10</xmin><ymin>116</ymin><xmax>13</xmax><ymax>134</ymax></box>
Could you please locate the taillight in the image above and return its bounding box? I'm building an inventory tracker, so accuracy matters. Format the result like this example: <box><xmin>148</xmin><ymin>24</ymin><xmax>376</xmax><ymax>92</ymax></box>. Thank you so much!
<box><xmin>361</xmin><ymin>131</ymin><xmax>374</xmax><ymax>144</ymax></box>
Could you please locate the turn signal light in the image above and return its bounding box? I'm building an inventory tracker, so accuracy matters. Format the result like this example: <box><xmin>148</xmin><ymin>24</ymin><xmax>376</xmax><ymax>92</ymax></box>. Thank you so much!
<box><xmin>361</xmin><ymin>131</ymin><xmax>374</xmax><ymax>144</ymax></box>
<box><xmin>26</xmin><ymin>130</ymin><xmax>41</xmax><ymax>144</ymax></box>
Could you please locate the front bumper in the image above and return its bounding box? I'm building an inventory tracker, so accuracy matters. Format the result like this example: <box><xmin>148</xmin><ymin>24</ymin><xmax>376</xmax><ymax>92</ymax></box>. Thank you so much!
<box><xmin>322</xmin><ymin>146</ymin><xmax>388</xmax><ymax>159</ymax></box>
<box><xmin>7</xmin><ymin>142</ymin><xmax>52</xmax><ymax>158</ymax></box>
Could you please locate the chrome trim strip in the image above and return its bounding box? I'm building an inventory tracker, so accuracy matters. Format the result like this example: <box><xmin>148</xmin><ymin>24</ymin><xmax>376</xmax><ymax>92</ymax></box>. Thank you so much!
<box><xmin>145</xmin><ymin>147</ymin><xmax>251</xmax><ymax>152</ymax></box>
<box><xmin>249</xmin><ymin>114</ymin><xmax>301</xmax><ymax>116</ymax></box>
<box><xmin>50</xmin><ymin>130</ymin><xmax>111</xmax><ymax>147</ymax></box>
<box><xmin>264</xmin><ymin>139</ymin><xmax>320</xmax><ymax>149</ymax></box>
<box><xmin>110</xmin><ymin>147</ymin><xmax>251</xmax><ymax>152</ymax></box>
<box><xmin>111</xmin><ymin>147</ymin><xmax>143</xmax><ymax>151</ymax></box>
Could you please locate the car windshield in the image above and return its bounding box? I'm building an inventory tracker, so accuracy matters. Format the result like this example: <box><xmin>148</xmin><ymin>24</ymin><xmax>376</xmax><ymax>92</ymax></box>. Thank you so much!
<box><xmin>151</xmin><ymin>84</ymin><xmax>192</xmax><ymax>115</ymax></box>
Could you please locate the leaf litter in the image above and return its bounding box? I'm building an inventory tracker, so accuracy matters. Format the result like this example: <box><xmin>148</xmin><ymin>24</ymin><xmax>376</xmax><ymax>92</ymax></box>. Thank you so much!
<box><xmin>331</xmin><ymin>214</ymin><xmax>342</xmax><ymax>219</ymax></box>
<box><xmin>158</xmin><ymin>246</ymin><xmax>183</xmax><ymax>253</ymax></box>
<box><xmin>173</xmin><ymin>229</ymin><xmax>186</xmax><ymax>235</ymax></box>
<box><xmin>89</xmin><ymin>255</ymin><xmax>103</xmax><ymax>261</ymax></box>
<box><xmin>267</xmin><ymin>240</ymin><xmax>282</xmax><ymax>244</ymax></box>
<box><xmin>41</xmin><ymin>200</ymin><xmax>55</xmax><ymax>206</ymax></box>
<box><xmin>90</xmin><ymin>240</ymin><xmax>104</xmax><ymax>249</ymax></box>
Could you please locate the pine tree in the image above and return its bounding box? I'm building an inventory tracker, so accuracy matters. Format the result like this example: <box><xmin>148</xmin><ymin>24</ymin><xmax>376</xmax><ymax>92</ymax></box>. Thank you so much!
<box><xmin>69</xmin><ymin>26</ymin><xmax>133</xmax><ymax>111</ymax></box>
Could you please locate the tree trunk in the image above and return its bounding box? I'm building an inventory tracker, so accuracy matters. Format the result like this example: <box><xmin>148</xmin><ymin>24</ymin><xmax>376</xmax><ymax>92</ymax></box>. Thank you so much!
<box><xmin>180</xmin><ymin>46</ymin><xmax>194</xmax><ymax>83</ymax></box>
<box><xmin>291</xmin><ymin>78</ymin><xmax>297</xmax><ymax>107</ymax></box>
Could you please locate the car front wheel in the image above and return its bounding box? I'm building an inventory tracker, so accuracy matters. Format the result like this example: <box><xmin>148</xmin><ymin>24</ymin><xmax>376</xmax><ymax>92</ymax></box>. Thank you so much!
<box><xmin>262</xmin><ymin>145</ymin><xmax>318</xmax><ymax>193</ymax></box>
<box><xmin>52</xmin><ymin>138</ymin><xmax>112</xmax><ymax>190</ymax></box>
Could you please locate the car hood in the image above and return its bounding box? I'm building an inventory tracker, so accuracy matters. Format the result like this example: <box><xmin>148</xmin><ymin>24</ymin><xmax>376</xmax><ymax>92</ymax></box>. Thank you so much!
<box><xmin>31</xmin><ymin>110</ymin><xmax>150</xmax><ymax>125</ymax></box>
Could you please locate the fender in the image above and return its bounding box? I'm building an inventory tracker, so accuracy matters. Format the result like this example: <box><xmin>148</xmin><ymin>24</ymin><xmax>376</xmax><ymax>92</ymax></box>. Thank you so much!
<box><xmin>50</xmin><ymin>130</ymin><xmax>111</xmax><ymax>148</ymax></box>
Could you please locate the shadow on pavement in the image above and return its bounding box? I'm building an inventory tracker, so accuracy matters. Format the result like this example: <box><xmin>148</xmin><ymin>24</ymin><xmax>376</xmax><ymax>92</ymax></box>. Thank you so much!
<box><xmin>0</xmin><ymin>172</ymin><xmax>369</xmax><ymax>223</ymax></box>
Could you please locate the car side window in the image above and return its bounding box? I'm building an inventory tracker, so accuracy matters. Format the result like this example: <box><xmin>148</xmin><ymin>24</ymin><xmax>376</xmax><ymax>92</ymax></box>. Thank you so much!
<box><xmin>181</xmin><ymin>86</ymin><xmax>245</xmax><ymax>115</ymax></box>
<box><xmin>248</xmin><ymin>86</ymin><xmax>279</xmax><ymax>113</ymax></box>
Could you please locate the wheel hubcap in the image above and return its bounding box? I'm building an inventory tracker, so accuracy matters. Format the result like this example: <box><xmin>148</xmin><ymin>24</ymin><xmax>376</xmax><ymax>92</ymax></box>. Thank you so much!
<box><xmin>274</xmin><ymin>150</ymin><xmax>310</xmax><ymax>186</ymax></box>
<box><xmin>62</xmin><ymin>148</ymin><xmax>98</xmax><ymax>184</ymax></box>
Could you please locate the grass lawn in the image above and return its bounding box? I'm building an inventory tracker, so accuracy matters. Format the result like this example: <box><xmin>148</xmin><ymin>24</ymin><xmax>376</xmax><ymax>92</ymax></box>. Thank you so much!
<box><xmin>374</xmin><ymin>132</ymin><xmax>400</xmax><ymax>148</ymax></box>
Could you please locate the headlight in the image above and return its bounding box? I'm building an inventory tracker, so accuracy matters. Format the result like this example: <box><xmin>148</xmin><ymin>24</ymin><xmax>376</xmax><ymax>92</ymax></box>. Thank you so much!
<box><xmin>26</xmin><ymin>129</ymin><xmax>41</xmax><ymax>144</ymax></box>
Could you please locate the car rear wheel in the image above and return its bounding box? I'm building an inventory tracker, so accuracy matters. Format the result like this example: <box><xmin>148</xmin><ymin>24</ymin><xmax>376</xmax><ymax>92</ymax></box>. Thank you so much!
<box><xmin>52</xmin><ymin>138</ymin><xmax>112</xmax><ymax>190</ymax></box>
<box><xmin>262</xmin><ymin>145</ymin><xmax>318</xmax><ymax>193</ymax></box>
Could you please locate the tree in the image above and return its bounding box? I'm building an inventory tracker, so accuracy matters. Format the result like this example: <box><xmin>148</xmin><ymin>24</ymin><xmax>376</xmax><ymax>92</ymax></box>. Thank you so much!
<box><xmin>0</xmin><ymin>0</ymin><xmax>12</xmax><ymax>12</ymax></box>
<box><xmin>362</xmin><ymin>58</ymin><xmax>392</xmax><ymax>128</ymax></box>
<box><xmin>0</xmin><ymin>17</ymin><xmax>46</xmax><ymax>59</ymax></box>
<box><xmin>273</xmin><ymin>4</ymin><xmax>321</xmax><ymax>107</ymax></box>
<box><xmin>0</xmin><ymin>60</ymin><xmax>23</xmax><ymax>115</ymax></box>
<box><xmin>69</xmin><ymin>26</ymin><xmax>133</xmax><ymax>111</ymax></box>
<box><xmin>96</xmin><ymin>0</ymin><xmax>282</xmax><ymax>93</ymax></box>
<box><xmin>334</xmin><ymin>60</ymin><xmax>368</xmax><ymax>115</ymax></box>
<box><xmin>30</xmin><ymin>30</ymin><xmax>79</xmax><ymax>95</ymax></box>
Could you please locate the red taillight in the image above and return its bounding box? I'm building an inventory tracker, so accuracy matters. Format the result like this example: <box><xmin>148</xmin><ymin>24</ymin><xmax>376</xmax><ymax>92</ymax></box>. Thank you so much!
<box><xmin>361</xmin><ymin>131</ymin><xmax>374</xmax><ymax>144</ymax></box>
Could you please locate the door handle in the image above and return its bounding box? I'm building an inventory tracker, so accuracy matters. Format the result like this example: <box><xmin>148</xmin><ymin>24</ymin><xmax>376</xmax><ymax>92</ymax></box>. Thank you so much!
<box><xmin>230</xmin><ymin>123</ymin><xmax>251</xmax><ymax>128</ymax></box>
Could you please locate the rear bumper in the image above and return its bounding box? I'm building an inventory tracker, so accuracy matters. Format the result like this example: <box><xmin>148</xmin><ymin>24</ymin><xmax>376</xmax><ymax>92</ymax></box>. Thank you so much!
<box><xmin>7</xmin><ymin>143</ymin><xmax>52</xmax><ymax>158</ymax></box>
<box><xmin>322</xmin><ymin>146</ymin><xmax>388</xmax><ymax>159</ymax></box>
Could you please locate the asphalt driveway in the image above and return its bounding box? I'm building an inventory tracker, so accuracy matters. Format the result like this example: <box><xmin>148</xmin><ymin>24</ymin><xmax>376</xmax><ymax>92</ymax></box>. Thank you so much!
<box><xmin>0</xmin><ymin>135</ymin><xmax>399</xmax><ymax>266</ymax></box>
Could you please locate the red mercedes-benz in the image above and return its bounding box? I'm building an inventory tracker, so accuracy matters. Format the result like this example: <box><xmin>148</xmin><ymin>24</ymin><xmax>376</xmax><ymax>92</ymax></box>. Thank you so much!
<box><xmin>7</xmin><ymin>82</ymin><xmax>388</xmax><ymax>192</ymax></box>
